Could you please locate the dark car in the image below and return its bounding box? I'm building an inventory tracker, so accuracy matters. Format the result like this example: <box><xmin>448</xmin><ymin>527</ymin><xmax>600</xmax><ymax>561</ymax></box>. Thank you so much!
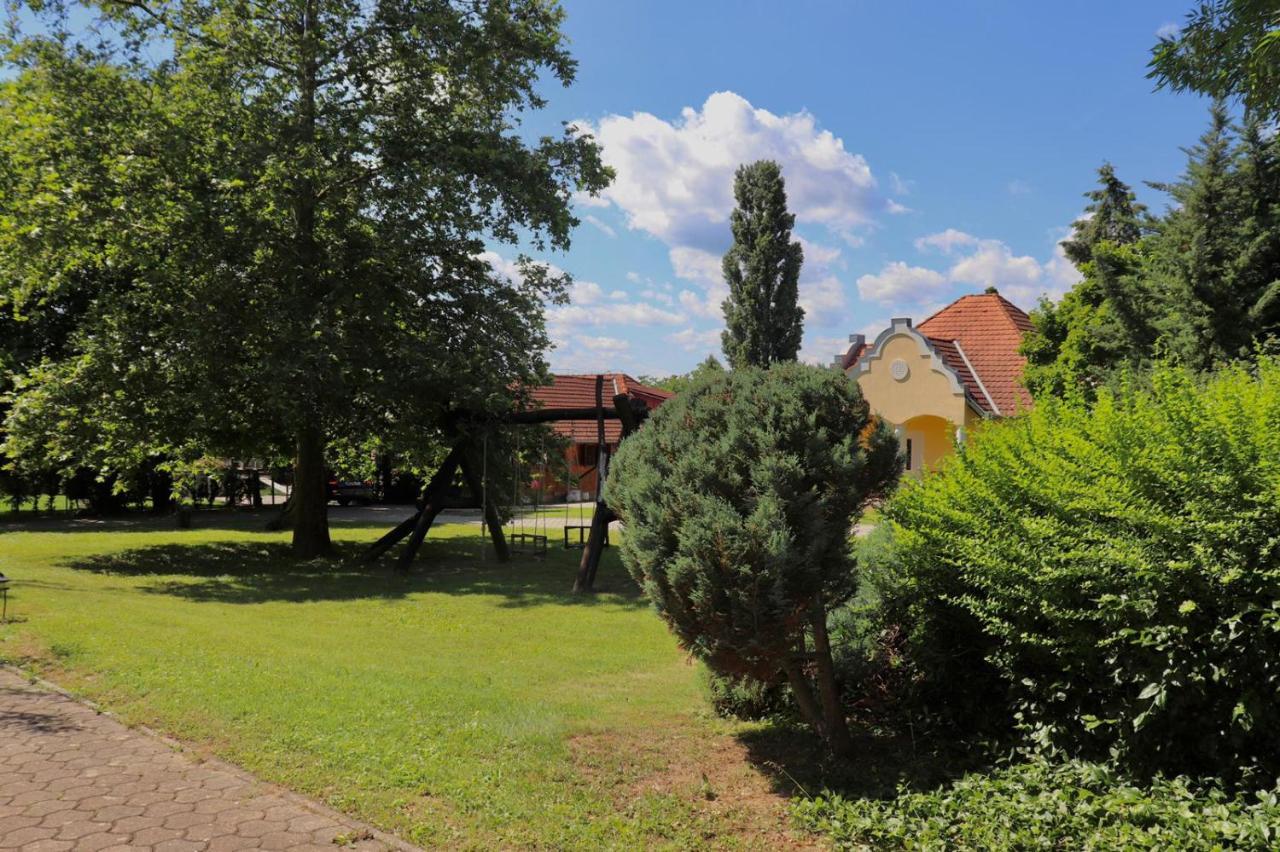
<box><xmin>327</xmin><ymin>476</ymin><xmax>377</xmax><ymax>506</ymax></box>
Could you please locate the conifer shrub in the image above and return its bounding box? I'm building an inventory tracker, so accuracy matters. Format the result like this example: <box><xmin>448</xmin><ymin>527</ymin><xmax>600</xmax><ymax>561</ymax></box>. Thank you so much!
<box><xmin>609</xmin><ymin>362</ymin><xmax>900</xmax><ymax>754</ymax></box>
<box><xmin>871</xmin><ymin>360</ymin><xmax>1280</xmax><ymax>780</ymax></box>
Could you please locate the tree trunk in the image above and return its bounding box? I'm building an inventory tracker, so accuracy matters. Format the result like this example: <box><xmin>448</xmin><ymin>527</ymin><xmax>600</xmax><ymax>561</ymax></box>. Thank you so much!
<box><xmin>809</xmin><ymin>599</ymin><xmax>854</xmax><ymax>758</ymax></box>
<box><xmin>290</xmin><ymin>426</ymin><xmax>331</xmax><ymax>558</ymax></box>
<box><xmin>781</xmin><ymin>657</ymin><xmax>827</xmax><ymax>738</ymax></box>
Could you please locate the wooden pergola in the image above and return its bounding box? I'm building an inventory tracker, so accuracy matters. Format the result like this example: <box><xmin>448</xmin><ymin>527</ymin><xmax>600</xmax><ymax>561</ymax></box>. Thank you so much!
<box><xmin>364</xmin><ymin>375</ymin><xmax>647</xmax><ymax>593</ymax></box>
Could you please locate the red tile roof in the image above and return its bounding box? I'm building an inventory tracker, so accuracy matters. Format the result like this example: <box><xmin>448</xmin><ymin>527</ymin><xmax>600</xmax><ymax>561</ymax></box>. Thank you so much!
<box><xmin>925</xmin><ymin>337</ymin><xmax>994</xmax><ymax>415</ymax></box>
<box><xmin>916</xmin><ymin>292</ymin><xmax>1033</xmax><ymax>414</ymax></box>
<box><xmin>529</xmin><ymin>374</ymin><xmax>673</xmax><ymax>444</ymax></box>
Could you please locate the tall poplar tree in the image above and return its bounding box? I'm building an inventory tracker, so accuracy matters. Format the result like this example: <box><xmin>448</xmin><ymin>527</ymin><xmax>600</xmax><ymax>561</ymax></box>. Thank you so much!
<box><xmin>0</xmin><ymin>0</ymin><xmax>610</xmax><ymax>556</ymax></box>
<box><xmin>720</xmin><ymin>160</ymin><xmax>805</xmax><ymax>368</ymax></box>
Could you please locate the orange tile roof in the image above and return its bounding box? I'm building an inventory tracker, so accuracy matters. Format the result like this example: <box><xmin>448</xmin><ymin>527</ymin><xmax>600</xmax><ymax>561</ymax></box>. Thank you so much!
<box><xmin>529</xmin><ymin>374</ymin><xmax>673</xmax><ymax>444</ymax></box>
<box><xmin>916</xmin><ymin>292</ymin><xmax>1033</xmax><ymax>414</ymax></box>
<box><xmin>925</xmin><ymin>337</ymin><xmax>993</xmax><ymax>414</ymax></box>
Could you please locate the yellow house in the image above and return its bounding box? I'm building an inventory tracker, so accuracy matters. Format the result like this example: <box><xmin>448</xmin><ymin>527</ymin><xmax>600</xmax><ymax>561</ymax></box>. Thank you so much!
<box><xmin>837</xmin><ymin>291</ymin><xmax>1034</xmax><ymax>474</ymax></box>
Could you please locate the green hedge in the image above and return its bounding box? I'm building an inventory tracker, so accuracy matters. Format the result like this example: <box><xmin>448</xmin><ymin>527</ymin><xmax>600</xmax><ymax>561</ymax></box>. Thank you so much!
<box><xmin>793</xmin><ymin>759</ymin><xmax>1280</xmax><ymax>851</ymax></box>
<box><xmin>871</xmin><ymin>360</ymin><xmax>1280</xmax><ymax>779</ymax></box>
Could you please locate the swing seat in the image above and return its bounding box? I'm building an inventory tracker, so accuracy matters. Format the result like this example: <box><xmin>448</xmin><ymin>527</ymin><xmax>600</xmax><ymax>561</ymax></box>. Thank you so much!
<box><xmin>563</xmin><ymin>524</ymin><xmax>608</xmax><ymax>550</ymax></box>
<box><xmin>510</xmin><ymin>532</ymin><xmax>548</xmax><ymax>557</ymax></box>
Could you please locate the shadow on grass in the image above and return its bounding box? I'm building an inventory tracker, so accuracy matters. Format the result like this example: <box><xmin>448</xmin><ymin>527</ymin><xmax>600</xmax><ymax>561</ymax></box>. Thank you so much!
<box><xmin>735</xmin><ymin>722</ymin><xmax>997</xmax><ymax>803</ymax></box>
<box><xmin>62</xmin><ymin>534</ymin><xmax>647</xmax><ymax>609</ymax></box>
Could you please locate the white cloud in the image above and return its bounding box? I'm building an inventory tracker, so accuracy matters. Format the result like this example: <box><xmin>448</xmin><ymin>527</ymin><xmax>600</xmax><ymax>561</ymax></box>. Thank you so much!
<box><xmin>579</xmin><ymin>335</ymin><xmax>630</xmax><ymax>353</ymax></box>
<box><xmin>679</xmin><ymin>287</ymin><xmax>725</xmax><ymax>320</ymax></box>
<box><xmin>579</xmin><ymin>91</ymin><xmax>884</xmax><ymax>251</ymax></box>
<box><xmin>799</xmin><ymin>275</ymin><xmax>848</xmax><ymax>323</ymax></box>
<box><xmin>669</xmin><ymin>246</ymin><xmax>723</xmax><ymax>286</ymax></box>
<box><xmin>914</xmin><ymin>229</ymin><xmax>979</xmax><ymax>254</ymax></box>
<box><xmin>549</xmin><ymin>301</ymin><xmax>684</xmax><ymax>328</ymax></box>
<box><xmin>1156</xmin><ymin>21</ymin><xmax>1180</xmax><ymax>39</ymax></box>
<box><xmin>569</xmin><ymin>279</ymin><xmax>605</xmax><ymax>305</ymax></box>
<box><xmin>796</xmin><ymin>236</ymin><xmax>843</xmax><ymax>271</ymax></box>
<box><xmin>583</xmin><ymin>214</ymin><xmax>617</xmax><ymax>238</ymax></box>
<box><xmin>857</xmin><ymin>262</ymin><xmax>948</xmax><ymax>305</ymax></box>
<box><xmin>889</xmin><ymin>172</ymin><xmax>914</xmax><ymax>196</ymax></box>
<box><xmin>798</xmin><ymin>335</ymin><xmax>847</xmax><ymax>366</ymax></box>
<box><xmin>667</xmin><ymin>327</ymin><xmax>722</xmax><ymax>353</ymax></box>
<box><xmin>886</xmin><ymin>199</ymin><xmax>912</xmax><ymax>215</ymax></box>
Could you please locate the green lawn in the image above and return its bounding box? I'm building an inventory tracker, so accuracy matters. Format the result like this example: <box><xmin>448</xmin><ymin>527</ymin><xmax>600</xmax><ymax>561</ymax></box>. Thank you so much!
<box><xmin>0</xmin><ymin>516</ymin><xmax>805</xmax><ymax>849</ymax></box>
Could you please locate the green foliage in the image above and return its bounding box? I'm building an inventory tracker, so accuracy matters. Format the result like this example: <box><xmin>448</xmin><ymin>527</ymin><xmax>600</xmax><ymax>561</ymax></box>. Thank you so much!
<box><xmin>639</xmin><ymin>355</ymin><xmax>723</xmax><ymax>396</ymax></box>
<box><xmin>871</xmin><ymin>359</ymin><xmax>1280</xmax><ymax>780</ymax></box>
<box><xmin>1149</xmin><ymin>0</ymin><xmax>1280</xmax><ymax>122</ymax></box>
<box><xmin>609</xmin><ymin>362</ymin><xmax>900</xmax><ymax>681</ymax></box>
<box><xmin>720</xmin><ymin>161</ymin><xmax>805</xmax><ymax>369</ymax></box>
<box><xmin>793</xmin><ymin>757</ymin><xmax>1280</xmax><ymax>851</ymax></box>
<box><xmin>0</xmin><ymin>0</ymin><xmax>611</xmax><ymax>551</ymax></box>
<box><xmin>1025</xmin><ymin>107</ymin><xmax>1280</xmax><ymax>398</ymax></box>
<box><xmin>702</xmin><ymin>669</ymin><xmax>791</xmax><ymax>720</ymax></box>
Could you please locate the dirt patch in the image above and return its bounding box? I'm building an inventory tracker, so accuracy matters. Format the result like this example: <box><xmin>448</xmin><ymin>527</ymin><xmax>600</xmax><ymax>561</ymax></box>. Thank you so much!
<box><xmin>569</xmin><ymin>723</ymin><xmax>825</xmax><ymax>850</ymax></box>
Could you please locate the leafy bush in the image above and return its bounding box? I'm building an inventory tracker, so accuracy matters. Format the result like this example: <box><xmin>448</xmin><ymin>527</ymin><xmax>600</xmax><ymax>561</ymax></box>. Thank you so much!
<box><xmin>872</xmin><ymin>360</ymin><xmax>1280</xmax><ymax>780</ymax></box>
<box><xmin>793</xmin><ymin>758</ymin><xmax>1280</xmax><ymax>851</ymax></box>
<box><xmin>703</xmin><ymin>669</ymin><xmax>791</xmax><ymax>720</ymax></box>
<box><xmin>609</xmin><ymin>362</ymin><xmax>900</xmax><ymax>754</ymax></box>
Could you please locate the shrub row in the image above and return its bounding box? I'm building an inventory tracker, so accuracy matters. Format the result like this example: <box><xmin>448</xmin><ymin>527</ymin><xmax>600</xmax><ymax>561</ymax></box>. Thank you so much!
<box><xmin>792</xmin><ymin>758</ymin><xmax>1280</xmax><ymax>851</ymax></box>
<box><xmin>866</xmin><ymin>360</ymin><xmax>1280</xmax><ymax>780</ymax></box>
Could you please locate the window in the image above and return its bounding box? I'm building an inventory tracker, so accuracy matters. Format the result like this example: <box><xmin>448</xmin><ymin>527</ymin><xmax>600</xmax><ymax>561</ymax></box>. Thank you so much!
<box><xmin>577</xmin><ymin>444</ymin><xmax>599</xmax><ymax>467</ymax></box>
<box><xmin>905</xmin><ymin>438</ymin><xmax>913</xmax><ymax>471</ymax></box>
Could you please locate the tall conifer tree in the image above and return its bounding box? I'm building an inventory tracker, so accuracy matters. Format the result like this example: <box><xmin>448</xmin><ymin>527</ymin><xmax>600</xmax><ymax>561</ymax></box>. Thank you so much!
<box><xmin>720</xmin><ymin>161</ymin><xmax>805</xmax><ymax>368</ymax></box>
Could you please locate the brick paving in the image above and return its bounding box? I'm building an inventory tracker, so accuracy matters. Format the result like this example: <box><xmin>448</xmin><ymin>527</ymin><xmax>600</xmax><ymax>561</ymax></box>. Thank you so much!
<box><xmin>0</xmin><ymin>668</ymin><xmax>417</xmax><ymax>851</ymax></box>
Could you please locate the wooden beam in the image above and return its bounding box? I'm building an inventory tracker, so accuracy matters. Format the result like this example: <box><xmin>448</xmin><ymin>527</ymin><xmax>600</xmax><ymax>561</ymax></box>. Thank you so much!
<box><xmin>572</xmin><ymin>502</ymin><xmax>613</xmax><ymax>594</ymax></box>
<box><xmin>364</xmin><ymin>443</ymin><xmax>465</xmax><ymax>564</ymax></box>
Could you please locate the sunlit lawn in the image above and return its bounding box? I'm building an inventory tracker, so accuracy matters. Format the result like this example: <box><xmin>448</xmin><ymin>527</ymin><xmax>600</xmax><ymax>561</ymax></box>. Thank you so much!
<box><xmin>0</xmin><ymin>513</ymin><xmax>808</xmax><ymax>849</ymax></box>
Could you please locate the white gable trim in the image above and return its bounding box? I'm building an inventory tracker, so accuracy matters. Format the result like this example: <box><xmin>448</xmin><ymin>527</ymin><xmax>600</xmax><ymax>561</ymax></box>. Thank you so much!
<box><xmin>852</xmin><ymin>317</ymin><xmax>989</xmax><ymax>418</ymax></box>
<box><xmin>952</xmin><ymin>339</ymin><xmax>999</xmax><ymax>415</ymax></box>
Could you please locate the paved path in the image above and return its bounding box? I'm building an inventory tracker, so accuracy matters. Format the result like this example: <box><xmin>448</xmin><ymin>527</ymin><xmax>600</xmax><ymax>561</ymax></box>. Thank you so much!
<box><xmin>0</xmin><ymin>668</ymin><xmax>416</xmax><ymax>851</ymax></box>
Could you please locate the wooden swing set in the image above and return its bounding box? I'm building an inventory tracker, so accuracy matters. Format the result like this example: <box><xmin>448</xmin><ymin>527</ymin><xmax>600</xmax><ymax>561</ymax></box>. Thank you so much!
<box><xmin>363</xmin><ymin>375</ymin><xmax>647</xmax><ymax>593</ymax></box>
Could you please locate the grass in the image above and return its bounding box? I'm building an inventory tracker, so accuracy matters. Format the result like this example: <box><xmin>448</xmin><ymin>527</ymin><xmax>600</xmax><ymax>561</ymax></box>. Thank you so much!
<box><xmin>0</xmin><ymin>513</ymin><xmax>812</xmax><ymax>850</ymax></box>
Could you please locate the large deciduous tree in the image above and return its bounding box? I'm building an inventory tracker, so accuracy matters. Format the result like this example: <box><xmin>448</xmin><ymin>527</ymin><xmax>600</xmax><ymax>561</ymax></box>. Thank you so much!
<box><xmin>608</xmin><ymin>363</ymin><xmax>901</xmax><ymax>757</ymax></box>
<box><xmin>0</xmin><ymin>0</ymin><xmax>610</xmax><ymax>555</ymax></box>
<box><xmin>1149</xmin><ymin>0</ymin><xmax>1280</xmax><ymax>122</ymax></box>
<box><xmin>720</xmin><ymin>160</ymin><xmax>805</xmax><ymax>369</ymax></box>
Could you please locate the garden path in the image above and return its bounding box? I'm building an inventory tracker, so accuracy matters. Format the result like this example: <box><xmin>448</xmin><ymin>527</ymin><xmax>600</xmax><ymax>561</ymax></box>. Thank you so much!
<box><xmin>0</xmin><ymin>667</ymin><xmax>419</xmax><ymax>851</ymax></box>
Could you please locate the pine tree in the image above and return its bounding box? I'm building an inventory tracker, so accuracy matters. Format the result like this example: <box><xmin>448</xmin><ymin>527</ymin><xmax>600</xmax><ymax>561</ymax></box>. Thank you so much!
<box><xmin>1153</xmin><ymin>102</ymin><xmax>1246</xmax><ymax>366</ymax></box>
<box><xmin>720</xmin><ymin>161</ymin><xmax>805</xmax><ymax>368</ymax></box>
<box><xmin>1234</xmin><ymin>117</ymin><xmax>1280</xmax><ymax>339</ymax></box>
<box><xmin>1022</xmin><ymin>164</ymin><xmax>1157</xmax><ymax>398</ymax></box>
<box><xmin>1061</xmin><ymin>162</ymin><xmax>1151</xmax><ymax>266</ymax></box>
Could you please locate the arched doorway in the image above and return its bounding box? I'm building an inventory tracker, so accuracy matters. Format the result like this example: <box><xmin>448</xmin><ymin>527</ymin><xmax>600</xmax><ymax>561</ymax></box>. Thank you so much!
<box><xmin>900</xmin><ymin>415</ymin><xmax>955</xmax><ymax>475</ymax></box>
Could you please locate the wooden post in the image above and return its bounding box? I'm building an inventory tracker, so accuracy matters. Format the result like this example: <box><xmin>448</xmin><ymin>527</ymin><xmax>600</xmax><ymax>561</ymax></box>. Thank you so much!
<box><xmin>459</xmin><ymin>454</ymin><xmax>509</xmax><ymax>562</ymax></box>
<box><xmin>573</xmin><ymin>502</ymin><xmax>613</xmax><ymax>593</ymax></box>
<box><xmin>364</xmin><ymin>443</ymin><xmax>465</xmax><ymax>564</ymax></box>
<box><xmin>573</xmin><ymin>376</ymin><xmax>610</xmax><ymax>593</ymax></box>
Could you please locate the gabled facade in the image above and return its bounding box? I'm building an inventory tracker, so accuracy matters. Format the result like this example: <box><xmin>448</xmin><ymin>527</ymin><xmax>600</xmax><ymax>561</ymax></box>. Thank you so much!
<box><xmin>838</xmin><ymin>291</ymin><xmax>1033</xmax><ymax>474</ymax></box>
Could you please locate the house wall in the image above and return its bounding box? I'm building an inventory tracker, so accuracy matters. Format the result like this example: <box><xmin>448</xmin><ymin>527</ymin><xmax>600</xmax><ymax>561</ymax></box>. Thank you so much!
<box><xmin>852</xmin><ymin>328</ymin><xmax>979</xmax><ymax>475</ymax></box>
<box><xmin>855</xmin><ymin>332</ymin><xmax>969</xmax><ymax>425</ymax></box>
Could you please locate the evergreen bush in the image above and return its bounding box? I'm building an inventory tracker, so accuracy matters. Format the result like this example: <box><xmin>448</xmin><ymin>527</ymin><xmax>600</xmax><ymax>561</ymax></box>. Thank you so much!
<box><xmin>609</xmin><ymin>362</ymin><xmax>900</xmax><ymax>754</ymax></box>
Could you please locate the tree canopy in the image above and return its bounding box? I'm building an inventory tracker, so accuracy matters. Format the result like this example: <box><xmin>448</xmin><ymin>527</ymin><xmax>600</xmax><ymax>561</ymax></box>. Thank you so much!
<box><xmin>0</xmin><ymin>0</ymin><xmax>611</xmax><ymax>553</ymax></box>
<box><xmin>720</xmin><ymin>160</ymin><xmax>805</xmax><ymax>369</ymax></box>
<box><xmin>1150</xmin><ymin>1</ymin><xmax>1280</xmax><ymax>122</ymax></box>
<box><xmin>1023</xmin><ymin>104</ymin><xmax>1280</xmax><ymax>398</ymax></box>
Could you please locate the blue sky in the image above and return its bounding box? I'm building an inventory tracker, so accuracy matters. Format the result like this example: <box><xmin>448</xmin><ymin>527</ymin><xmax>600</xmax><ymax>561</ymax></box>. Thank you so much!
<box><xmin>503</xmin><ymin>0</ymin><xmax>1214</xmax><ymax>378</ymax></box>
